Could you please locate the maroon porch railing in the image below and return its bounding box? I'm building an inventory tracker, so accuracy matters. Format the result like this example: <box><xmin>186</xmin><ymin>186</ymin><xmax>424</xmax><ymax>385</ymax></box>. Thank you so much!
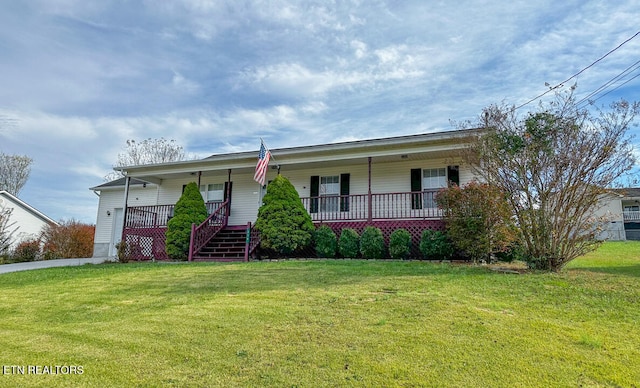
<box><xmin>300</xmin><ymin>189</ymin><xmax>442</xmax><ymax>222</ymax></box>
<box><xmin>188</xmin><ymin>200</ymin><xmax>230</xmax><ymax>261</ymax></box>
<box><xmin>125</xmin><ymin>202</ymin><xmax>225</xmax><ymax>228</ymax></box>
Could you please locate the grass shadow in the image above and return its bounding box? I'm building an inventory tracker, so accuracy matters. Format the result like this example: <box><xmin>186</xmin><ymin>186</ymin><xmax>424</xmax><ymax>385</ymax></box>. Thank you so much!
<box><xmin>572</xmin><ymin>264</ymin><xmax>640</xmax><ymax>278</ymax></box>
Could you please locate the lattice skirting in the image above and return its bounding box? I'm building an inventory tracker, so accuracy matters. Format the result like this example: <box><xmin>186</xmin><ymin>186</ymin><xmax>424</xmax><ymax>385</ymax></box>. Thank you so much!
<box><xmin>125</xmin><ymin>219</ymin><xmax>445</xmax><ymax>261</ymax></box>
<box><xmin>122</xmin><ymin>227</ymin><xmax>169</xmax><ymax>261</ymax></box>
<box><xmin>311</xmin><ymin>219</ymin><xmax>445</xmax><ymax>259</ymax></box>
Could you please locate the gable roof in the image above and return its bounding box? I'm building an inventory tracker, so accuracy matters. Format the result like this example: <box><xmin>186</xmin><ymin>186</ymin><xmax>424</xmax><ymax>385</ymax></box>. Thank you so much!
<box><xmin>113</xmin><ymin>128</ymin><xmax>483</xmax><ymax>183</ymax></box>
<box><xmin>0</xmin><ymin>191</ymin><xmax>58</xmax><ymax>226</ymax></box>
<box><xmin>612</xmin><ymin>187</ymin><xmax>640</xmax><ymax>198</ymax></box>
<box><xmin>90</xmin><ymin>177</ymin><xmax>150</xmax><ymax>191</ymax></box>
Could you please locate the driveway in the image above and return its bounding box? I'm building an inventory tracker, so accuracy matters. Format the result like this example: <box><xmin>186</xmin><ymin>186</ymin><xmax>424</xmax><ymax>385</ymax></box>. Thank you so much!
<box><xmin>0</xmin><ymin>257</ymin><xmax>116</xmax><ymax>275</ymax></box>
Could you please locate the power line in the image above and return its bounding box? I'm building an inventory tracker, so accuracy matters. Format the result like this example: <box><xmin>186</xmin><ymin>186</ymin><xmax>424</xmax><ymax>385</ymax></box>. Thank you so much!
<box><xmin>576</xmin><ymin>59</ymin><xmax>640</xmax><ymax>107</ymax></box>
<box><xmin>514</xmin><ymin>30</ymin><xmax>640</xmax><ymax>110</ymax></box>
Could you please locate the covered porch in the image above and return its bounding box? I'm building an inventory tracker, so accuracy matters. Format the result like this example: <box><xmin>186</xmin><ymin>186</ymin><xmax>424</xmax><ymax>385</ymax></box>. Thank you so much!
<box><xmin>121</xmin><ymin>188</ymin><xmax>445</xmax><ymax>261</ymax></box>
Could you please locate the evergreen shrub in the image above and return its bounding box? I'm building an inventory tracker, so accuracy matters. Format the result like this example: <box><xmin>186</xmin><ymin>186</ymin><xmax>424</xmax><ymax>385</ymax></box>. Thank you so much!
<box><xmin>389</xmin><ymin>228</ymin><xmax>412</xmax><ymax>260</ymax></box>
<box><xmin>315</xmin><ymin>225</ymin><xmax>337</xmax><ymax>258</ymax></box>
<box><xmin>255</xmin><ymin>175</ymin><xmax>314</xmax><ymax>255</ymax></box>
<box><xmin>166</xmin><ymin>182</ymin><xmax>209</xmax><ymax>260</ymax></box>
<box><xmin>338</xmin><ymin>228</ymin><xmax>360</xmax><ymax>258</ymax></box>
<box><xmin>419</xmin><ymin>229</ymin><xmax>454</xmax><ymax>260</ymax></box>
<box><xmin>360</xmin><ymin>226</ymin><xmax>386</xmax><ymax>259</ymax></box>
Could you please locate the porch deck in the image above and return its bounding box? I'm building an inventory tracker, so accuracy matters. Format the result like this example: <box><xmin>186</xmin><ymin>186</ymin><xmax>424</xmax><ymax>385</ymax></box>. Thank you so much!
<box><xmin>121</xmin><ymin>190</ymin><xmax>444</xmax><ymax>261</ymax></box>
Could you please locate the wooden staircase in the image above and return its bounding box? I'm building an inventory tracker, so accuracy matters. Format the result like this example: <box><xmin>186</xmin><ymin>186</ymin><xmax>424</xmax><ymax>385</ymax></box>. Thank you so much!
<box><xmin>192</xmin><ymin>226</ymin><xmax>248</xmax><ymax>262</ymax></box>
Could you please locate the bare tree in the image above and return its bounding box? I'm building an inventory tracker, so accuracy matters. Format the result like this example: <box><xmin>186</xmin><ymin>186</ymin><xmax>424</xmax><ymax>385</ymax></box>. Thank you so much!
<box><xmin>463</xmin><ymin>92</ymin><xmax>638</xmax><ymax>271</ymax></box>
<box><xmin>104</xmin><ymin>138</ymin><xmax>188</xmax><ymax>181</ymax></box>
<box><xmin>0</xmin><ymin>153</ymin><xmax>33</xmax><ymax>195</ymax></box>
<box><xmin>0</xmin><ymin>206</ymin><xmax>18</xmax><ymax>256</ymax></box>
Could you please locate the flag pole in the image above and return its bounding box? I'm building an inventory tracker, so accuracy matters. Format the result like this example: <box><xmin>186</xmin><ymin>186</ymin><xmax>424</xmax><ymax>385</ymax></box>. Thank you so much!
<box><xmin>260</xmin><ymin>138</ymin><xmax>280</xmax><ymax>174</ymax></box>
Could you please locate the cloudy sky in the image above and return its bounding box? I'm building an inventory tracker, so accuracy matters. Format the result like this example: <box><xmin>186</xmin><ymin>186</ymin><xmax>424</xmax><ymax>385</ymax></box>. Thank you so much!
<box><xmin>1</xmin><ymin>0</ymin><xmax>639</xmax><ymax>224</ymax></box>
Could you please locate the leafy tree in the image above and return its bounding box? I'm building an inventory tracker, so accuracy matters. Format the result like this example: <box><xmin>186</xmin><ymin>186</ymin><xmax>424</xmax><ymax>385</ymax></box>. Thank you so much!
<box><xmin>0</xmin><ymin>152</ymin><xmax>32</xmax><ymax>195</ymax></box>
<box><xmin>255</xmin><ymin>175</ymin><xmax>314</xmax><ymax>255</ymax></box>
<box><xmin>389</xmin><ymin>228</ymin><xmax>412</xmax><ymax>260</ymax></box>
<box><xmin>105</xmin><ymin>138</ymin><xmax>188</xmax><ymax>181</ymax></box>
<box><xmin>41</xmin><ymin>219</ymin><xmax>95</xmax><ymax>259</ymax></box>
<box><xmin>463</xmin><ymin>92</ymin><xmax>638</xmax><ymax>271</ymax></box>
<box><xmin>165</xmin><ymin>182</ymin><xmax>208</xmax><ymax>260</ymax></box>
<box><xmin>436</xmin><ymin>182</ymin><xmax>515</xmax><ymax>264</ymax></box>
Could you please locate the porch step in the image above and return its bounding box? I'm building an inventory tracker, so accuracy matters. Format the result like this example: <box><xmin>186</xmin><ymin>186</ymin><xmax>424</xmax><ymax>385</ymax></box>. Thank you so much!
<box><xmin>193</xmin><ymin>227</ymin><xmax>247</xmax><ymax>261</ymax></box>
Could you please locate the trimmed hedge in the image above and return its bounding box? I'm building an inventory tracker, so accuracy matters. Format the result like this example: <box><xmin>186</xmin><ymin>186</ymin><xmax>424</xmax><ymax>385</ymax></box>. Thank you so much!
<box><xmin>315</xmin><ymin>225</ymin><xmax>337</xmax><ymax>258</ymax></box>
<box><xmin>360</xmin><ymin>226</ymin><xmax>386</xmax><ymax>259</ymax></box>
<box><xmin>389</xmin><ymin>229</ymin><xmax>411</xmax><ymax>260</ymax></box>
<box><xmin>419</xmin><ymin>229</ymin><xmax>454</xmax><ymax>260</ymax></box>
<box><xmin>338</xmin><ymin>228</ymin><xmax>360</xmax><ymax>258</ymax></box>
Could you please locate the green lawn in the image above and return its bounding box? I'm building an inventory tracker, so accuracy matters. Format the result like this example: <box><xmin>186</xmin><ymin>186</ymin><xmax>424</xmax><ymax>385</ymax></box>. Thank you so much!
<box><xmin>1</xmin><ymin>242</ymin><xmax>639</xmax><ymax>387</ymax></box>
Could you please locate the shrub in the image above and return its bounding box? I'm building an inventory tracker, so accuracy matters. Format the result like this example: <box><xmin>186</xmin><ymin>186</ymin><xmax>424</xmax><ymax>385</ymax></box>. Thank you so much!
<box><xmin>255</xmin><ymin>175</ymin><xmax>314</xmax><ymax>256</ymax></box>
<box><xmin>116</xmin><ymin>240</ymin><xmax>132</xmax><ymax>263</ymax></box>
<box><xmin>166</xmin><ymin>182</ymin><xmax>209</xmax><ymax>260</ymax></box>
<box><xmin>12</xmin><ymin>238</ymin><xmax>41</xmax><ymax>262</ymax></box>
<box><xmin>41</xmin><ymin>219</ymin><xmax>95</xmax><ymax>259</ymax></box>
<box><xmin>389</xmin><ymin>229</ymin><xmax>412</xmax><ymax>260</ymax></box>
<box><xmin>338</xmin><ymin>228</ymin><xmax>360</xmax><ymax>258</ymax></box>
<box><xmin>419</xmin><ymin>229</ymin><xmax>454</xmax><ymax>260</ymax></box>
<box><xmin>360</xmin><ymin>226</ymin><xmax>386</xmax><ymax>259</ymax></box>
<box><xmin>436</xmin><ymin>182</ymin><xmax>515</xmax><ymax>263</ymax></box>
<box><xmin>315</xmin><ymin>225</ymin><xmax>337</xmax><ymax>258</ymax></box>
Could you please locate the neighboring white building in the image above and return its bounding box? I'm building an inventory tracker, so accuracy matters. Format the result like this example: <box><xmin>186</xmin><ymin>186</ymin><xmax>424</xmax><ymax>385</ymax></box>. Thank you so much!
<box><xmin>0</xmin><ymin>191</ymin><xmax>58</xmax><ymax>250</ymax></box>
<box><xmin>614</xmin><ymin>187</ymin><xmax>640</xmax><ymax>240</ymax></box>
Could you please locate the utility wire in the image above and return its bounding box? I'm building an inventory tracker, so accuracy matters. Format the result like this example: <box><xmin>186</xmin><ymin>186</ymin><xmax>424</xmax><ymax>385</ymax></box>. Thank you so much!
<box><xmin>579</xmin><ymin>71</ymin><xmax>640</xmax><ymax>107</ymax></box>
<box><xmin>576</xmin><ymin>60</ymin><xmax>640</xmax><ymax>107</ymax></box>
<box><xmin>514</xmin><ymin>30</ymin><xmax>640</xmax><ymax>110</ymax></box>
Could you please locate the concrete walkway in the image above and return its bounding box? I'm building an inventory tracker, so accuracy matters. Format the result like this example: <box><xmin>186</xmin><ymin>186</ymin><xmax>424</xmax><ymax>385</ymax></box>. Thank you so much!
<box><xmin>0</xmin><ymin>257</ymin><xmax>116</xmax><ymax>275</ymax></box>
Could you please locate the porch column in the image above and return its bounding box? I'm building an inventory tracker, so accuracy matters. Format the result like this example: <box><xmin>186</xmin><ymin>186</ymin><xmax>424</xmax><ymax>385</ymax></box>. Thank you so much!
<box><xmin>368</xmin><ymin>157</ymin><xmax>372</xmax><ymax>222</ymax></box>
<box><xmin>227</xmin><ymin>169</ymin><xmax>232</xmax><ymax>215</ymax></box>
<box><xmin>120</xmin><ymin>176</ymin><xmax>131</xmax><ymax>244</ymax></box>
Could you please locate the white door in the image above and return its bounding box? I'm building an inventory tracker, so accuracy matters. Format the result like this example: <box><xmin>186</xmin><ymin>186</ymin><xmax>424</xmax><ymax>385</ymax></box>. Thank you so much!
<box><xmin>110</xmin><ymin>208</ymin><xmax>124</xmax><ymax>256</ymax></box>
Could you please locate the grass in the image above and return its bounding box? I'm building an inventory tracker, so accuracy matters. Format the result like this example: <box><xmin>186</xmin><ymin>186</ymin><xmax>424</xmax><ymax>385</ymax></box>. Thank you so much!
<box><xmin>0</xmin><ymin>242</ymin><xmax>639</xmax><ymax>387</ymax></box>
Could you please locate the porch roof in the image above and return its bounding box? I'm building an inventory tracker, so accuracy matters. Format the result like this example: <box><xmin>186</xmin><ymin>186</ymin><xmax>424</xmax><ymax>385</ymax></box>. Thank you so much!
<box><xmin>116</xmin><ymin>128</ymin><xmax>482</xmax><ymax>182</ymax></box>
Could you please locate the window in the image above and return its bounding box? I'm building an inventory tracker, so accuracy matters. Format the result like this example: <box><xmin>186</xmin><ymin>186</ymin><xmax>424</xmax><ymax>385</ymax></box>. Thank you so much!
<box><xmin>200</xmin><ymin>183</ymin><xmax>224</xmax><ymax>203</ymax></box>
<box><xmin>320</xmin><ymin>176</ymin><xmax>340</xmax><ymax>212</ymax></box>
<box><xmin>422</xmin><ymin>168</ymin><xmax>446</xmax><ymax>207</ymax></box>
<box><xmin>624</xmin><ymin>205</ymin><xmax>639</xmax><ymax>212</ymax></box>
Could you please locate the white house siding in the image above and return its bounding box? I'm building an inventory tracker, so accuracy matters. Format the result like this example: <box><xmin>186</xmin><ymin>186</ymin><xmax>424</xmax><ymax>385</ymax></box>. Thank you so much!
<box><xmin>0</xmin><ymin>197</ymin><xmax>53</xmax><ymax>249</ymax></box>
<box><xmin>594</xmin><ymin>194</ymin><xmax>625</xmax><ymax>241</ymax></box>
<box><xmin>92</xmin><ymin>185</ymin><xmax>157</xmax><ymax>257</ymax></box>
<box><xmin>95</xmin><ymin>153</ymin><xmax>478</xmax><ymax>256</ymax></box>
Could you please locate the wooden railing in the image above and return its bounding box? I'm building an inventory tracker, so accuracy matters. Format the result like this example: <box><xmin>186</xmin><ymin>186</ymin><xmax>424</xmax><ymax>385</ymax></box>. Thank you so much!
<box><xmin>125</xmin><ymin>202</ymin><xmax>225</xmax><ymax>229</ymax></box>
<box><xmin>188</xmin><ymin>200</ymin><xmax>229</xmax><ymax>261</ymax></box>
<box><xmin>624</xmin><ymin>210</ymin><xmax>640</xmax><ymax>222</ymax></box>
<box><xmin>299</xmin><ymin>190</ymin><xmax>442</xmax><ymax>222</ymax></box>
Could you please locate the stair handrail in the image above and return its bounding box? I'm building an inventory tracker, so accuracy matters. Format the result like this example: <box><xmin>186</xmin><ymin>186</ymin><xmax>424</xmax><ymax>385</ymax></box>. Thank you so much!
<box><xmin>188</xmin><ymin>200</ymin><xmax>229</xmax><ymax>261</ymax></box>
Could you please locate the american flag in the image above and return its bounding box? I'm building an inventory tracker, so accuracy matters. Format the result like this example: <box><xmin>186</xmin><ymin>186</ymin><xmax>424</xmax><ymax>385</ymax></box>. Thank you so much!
<box><xmin>253</xmin><ymin>140</ymin><xmax>271</xmax><ymax>186</ymax></box>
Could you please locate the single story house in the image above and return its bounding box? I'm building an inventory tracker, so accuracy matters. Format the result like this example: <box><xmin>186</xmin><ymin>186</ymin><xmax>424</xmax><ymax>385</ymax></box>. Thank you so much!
<box><xmin>91</xmin><ymin>129</ymin><xmax>482</xmax><ymax>260</ymax></box>
<box><xmin>90</xmin><ymin>129</ymin><xmax>634</xmax><ymax>261</ymax></box>
<box><xmin>0</xmin><ymin>190</ymin><xmax>58</xmax><ymax>251</ymax></box>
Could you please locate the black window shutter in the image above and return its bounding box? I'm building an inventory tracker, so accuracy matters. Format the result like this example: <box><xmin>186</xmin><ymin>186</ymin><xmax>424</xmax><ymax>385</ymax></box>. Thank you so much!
<box><xmin>340</xmin><ymin>173</ymin><xmax>350</xmax><ymax>212</ymax></box>
<box><xmin>447</xmin><ymin>165</ymin><xmax>460</xmax><ymax>186</ymax></box>
<box><xmin>310</xmin><ymin>176</ymin><xmax>319</xmax><ymax>213</ymax></box>
<box><xmin>411</xmin><ymin>168</ymin><xmax>423</xmax><ymax>210</ymax></box>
